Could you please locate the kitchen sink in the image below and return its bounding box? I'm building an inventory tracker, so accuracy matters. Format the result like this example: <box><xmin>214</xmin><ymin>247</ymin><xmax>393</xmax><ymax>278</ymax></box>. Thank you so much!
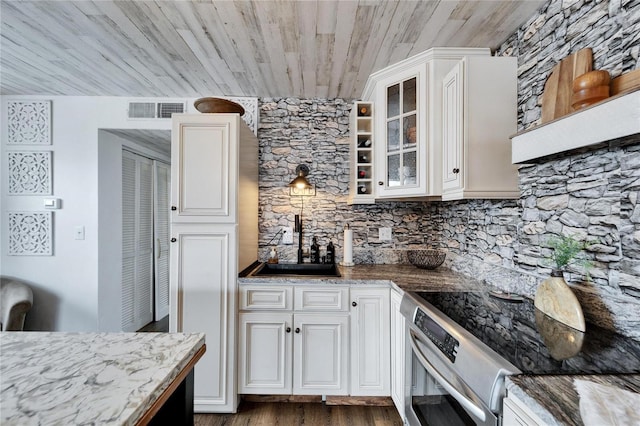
<box><xmin>251</xmin><ymin>262</ymin><xmax>341</xmax><ymax>277</ymax></box>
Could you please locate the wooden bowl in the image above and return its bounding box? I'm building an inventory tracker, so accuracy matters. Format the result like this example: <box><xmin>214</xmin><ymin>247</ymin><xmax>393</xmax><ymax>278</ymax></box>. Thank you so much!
<box><xmin>194</xmin><ymin>97</ymin><xmax>245</xmax><ymax>115</ymax></box>
<box><xmin>573</xmin><ymin>70</ymin><xmax>610</xmax><ymax>92</ymax></box>
<box><xmin>571</xmin><ymin>85</ymin><xmax>610</xmax><ymax>110</ymax></box>
<box><xmin>571</xmin><ymin>70</ymin><xmax>610</xmax><ymax>110</ymax></box>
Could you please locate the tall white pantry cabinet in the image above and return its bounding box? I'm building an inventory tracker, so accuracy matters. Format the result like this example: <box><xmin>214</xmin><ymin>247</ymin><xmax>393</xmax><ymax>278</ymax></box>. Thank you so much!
<box><xmin>169</xmin><ymin>113</ymin><xmax>258</xmax><ymax>413</ymax></box>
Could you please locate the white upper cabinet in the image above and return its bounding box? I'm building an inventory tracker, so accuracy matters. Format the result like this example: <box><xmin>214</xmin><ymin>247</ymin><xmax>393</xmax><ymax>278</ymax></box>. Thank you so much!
<box><xmin>441</xmin><ymin>56</ymin><xmax>519</xmax><ymax>200</ymax></box>
<box><xmin>374</xmin><ymin>64</ymin><xmax>429</xmax><ymax>198</ymax></box>
<box><xmin>359</xmin><ymin>47</ymin><xmax>518</xmax><ymax>201</ymax></box>
<box><xmin>171</xmin><ymin>114</ymin><xmax>238</xmax><ymax>223</ymax></box>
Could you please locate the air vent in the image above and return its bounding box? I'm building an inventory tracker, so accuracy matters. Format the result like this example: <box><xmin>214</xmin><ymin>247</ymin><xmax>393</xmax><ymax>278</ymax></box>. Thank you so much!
<box><xmin>157</xmin><ymin>102</ymin><xmax>185</xmax><ymax>118</ymax></box>
<box><xmin>128</xmin><ymin>102</ymin><xmax>156</xmax><ymax>119</ymax></box>
<box><xmin>128</xmin><ymin>101</ymin><xmax>186</xmax><ymax>119</ymax></box>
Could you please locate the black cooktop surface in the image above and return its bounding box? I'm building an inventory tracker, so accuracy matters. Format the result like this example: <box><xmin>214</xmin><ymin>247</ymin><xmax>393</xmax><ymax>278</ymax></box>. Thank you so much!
<box><xmin>415</xmin><ymin>291</ymin><xmax>640</xmax><ymax>375</ymax></box>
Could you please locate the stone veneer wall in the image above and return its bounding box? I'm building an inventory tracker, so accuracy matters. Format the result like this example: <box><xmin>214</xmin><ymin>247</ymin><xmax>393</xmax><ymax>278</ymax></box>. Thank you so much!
<box><xmin>257</xmin><ymin>0</ymin><xmax>640</xmax><ymax>338</ymax></box>
<box><xmin>496</xmin><ymin>0</ymin><xmax>640</xmax><ymax>130</ymax></box>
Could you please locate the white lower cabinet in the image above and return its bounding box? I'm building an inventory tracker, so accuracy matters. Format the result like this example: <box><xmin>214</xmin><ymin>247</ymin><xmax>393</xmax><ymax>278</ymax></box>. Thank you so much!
<box><xmin>238</xmin><ymin>312</ymin><xmax>292</xmax><ymax>394</ymax></box>
<box><xmin>238</xmin><ymin>284</ymin><xmax>390</xmax><ymax>398</ymax></box>
<box><xmin>238</xmin><ymin>285</ymin><xmax>349</xmax><ymax>396</ymax></box>
<box><xmin>170</xmin><ymin>223</ymin><xmax>237</xmax><ymax>412</ymax></box>
<box><xmin>390</xmin><ymin>288</ymin><xmax>406</xmax><ymax>420</ymax></box>
<box><xmin>503</xmin><ymin>393</ymin><xmax>545</xmax><ymax>426</ymax></box>
<box><xmin>293</xmin><ymin>313</ymin><xmax>349</xmax><ymax>395</ymax></box>
<box><xmin>350</xmin><ymin>288</ymin><xmax>390</xmax><ymax>396</ymax></box>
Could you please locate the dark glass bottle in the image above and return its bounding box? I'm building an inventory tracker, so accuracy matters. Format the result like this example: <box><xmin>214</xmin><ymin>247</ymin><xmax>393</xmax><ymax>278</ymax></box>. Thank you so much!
<box><xmin>310</xmin><ymin>237</ymin><xmax>320</xmax><ymax>264</ymax></box>
<box><xmin>326</xmin><ymin>242</ymin><xmax>335</xmax><ymax>264</ymax></box>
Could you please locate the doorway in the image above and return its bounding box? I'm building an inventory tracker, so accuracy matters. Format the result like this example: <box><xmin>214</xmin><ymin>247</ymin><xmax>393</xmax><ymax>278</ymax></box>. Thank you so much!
<box><xmin>121</xmin><ymin>149</ymin><xmax>170</xmax><ymax>332</ymax></box>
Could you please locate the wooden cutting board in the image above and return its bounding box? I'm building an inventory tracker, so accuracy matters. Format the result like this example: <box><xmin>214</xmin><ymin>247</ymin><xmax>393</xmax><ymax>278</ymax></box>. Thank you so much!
<box><xmin>541</xmin><ymin>48</ymin><xmax>593</xmax><ymax>123</ymax></box>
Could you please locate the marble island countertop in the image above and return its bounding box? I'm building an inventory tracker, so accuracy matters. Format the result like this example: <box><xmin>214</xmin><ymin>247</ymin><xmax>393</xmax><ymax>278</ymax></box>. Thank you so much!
<box><xmin>507</xmin><ymin>374</ymin><xmax>640</xmax><ymax>425</ymax></box>
<box><xmin>0</xmin><ymin>332</ymin><xmax>205</xmax><ymax>425</ymax></box>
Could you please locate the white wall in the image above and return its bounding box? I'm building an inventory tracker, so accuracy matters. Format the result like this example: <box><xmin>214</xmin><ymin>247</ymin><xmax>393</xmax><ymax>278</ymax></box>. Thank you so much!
<box><xmin>1</xmin><ymin>96</ymin><xmax>187</xmax><ymax>331</ymax></box>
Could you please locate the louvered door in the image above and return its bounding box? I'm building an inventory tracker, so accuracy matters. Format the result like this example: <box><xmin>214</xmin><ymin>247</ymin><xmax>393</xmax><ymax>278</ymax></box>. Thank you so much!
<box><xmin>122</xmin><ymin>150</ymin><xmax>154</xmax><ymax>332</ymax></box>
<box><xmin>154</xmin><ymin>161</ymin><xmax>170</xmax><ymax>321</ymax></box>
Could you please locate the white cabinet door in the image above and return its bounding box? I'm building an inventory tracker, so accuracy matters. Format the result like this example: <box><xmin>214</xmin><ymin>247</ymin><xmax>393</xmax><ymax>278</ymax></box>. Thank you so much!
<box><xmin>169</xmin><ymin>223</ymin><xmax>237</xmax><ymax>412</ymax></box>
<box><xmin>293</xmin><ymin>313</ymin><xmax>349</xmax><ymax>395</ymax></box>
<box><xmin>171</xmin><ymin>114</ymin><xmax>238</xmax><ymax>223</ymax></box>
<box><xmin>441</xmin><ymin>56</ymin><xmax>518</xmax><ymax>200</ymax></box>
<box><xmin>390</xmin><ymin>289</ymin><xmax>406</xmax><ymax>420</ymax></box>
<box><xmin>503</xmin><ymin>394</ymin><xmax>544</xmax><ymax>426</ymax></box>
<box><xmin>350</xmin><ymin>288</ymin><xmax>390</xmax><ymax>396</ymax></box>
<box><xmin>442</xmin><ymin>60</ymin><xmax>464</xmax><ymax>194</ymax></box>
<box><xmin>374</xmin><ymin>64</ymin><xmax>430</xmax><ymax>199</ymax></box>
<box><xmin>238</xmin><ymin>312</ymin><xmax>292</xmax><ymax>394</ymax></box>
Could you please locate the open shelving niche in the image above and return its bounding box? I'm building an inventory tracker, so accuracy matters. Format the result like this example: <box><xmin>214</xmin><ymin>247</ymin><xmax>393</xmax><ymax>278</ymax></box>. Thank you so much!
<box><xmin>348</xmin><ymin>101</ymin><xmax>376</xmax><ymax>204</ymax></box>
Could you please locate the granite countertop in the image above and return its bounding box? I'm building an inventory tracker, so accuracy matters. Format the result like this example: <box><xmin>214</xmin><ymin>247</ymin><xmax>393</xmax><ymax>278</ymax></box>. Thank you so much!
<box><xmin>0</xmin><ymin>332</ymin><xmax>205</xmax><ymax>425</ymax></box>
<box><xmin>507</xmin><ymin>374</ymin><xmax>640</xmax><ymax>425</ymax></box>
<box><xmin>240</xmin><ymin>263</ymin><xmax>486</xmax><ymax>293</ymax></box>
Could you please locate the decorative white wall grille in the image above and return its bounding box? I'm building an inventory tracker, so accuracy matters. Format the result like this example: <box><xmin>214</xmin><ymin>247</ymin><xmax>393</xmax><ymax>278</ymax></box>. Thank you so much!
<box><xmin>7</xmin><ymin>101</ymin><xmax>52</xmax><ymax>145</ymax></box>
<box><xmin>7</xmin><ymin>151</ymin><xmax>52</xmax><ymax>195</ymax></box>
<box><xmin>228</xmin><ymin>97</ymin><xmax>259</xmax><ymax>135</ymax></box>
<box><xmin>8</xmin><ymin>212</ymin><xmax>53</xmax><ymax>255</ymax></box>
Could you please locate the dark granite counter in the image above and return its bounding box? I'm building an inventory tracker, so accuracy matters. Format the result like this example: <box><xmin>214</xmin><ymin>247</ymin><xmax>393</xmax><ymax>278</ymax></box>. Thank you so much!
<box><xmin>240</xmin><ymin>263</ymin><xmax>485</xmax><ymax>293</ymax></box>
<box><xmin>506</xmin><ymin>374</ymin><xmax>640</xmax><ymax>426</ymax></box>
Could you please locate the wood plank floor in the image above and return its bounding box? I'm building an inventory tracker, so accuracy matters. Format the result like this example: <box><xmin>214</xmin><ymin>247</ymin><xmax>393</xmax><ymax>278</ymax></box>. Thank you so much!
<box><xmin>194</xmin><ymin>401</ymin><xmax>403</xmax><ymax>425</ymax></box>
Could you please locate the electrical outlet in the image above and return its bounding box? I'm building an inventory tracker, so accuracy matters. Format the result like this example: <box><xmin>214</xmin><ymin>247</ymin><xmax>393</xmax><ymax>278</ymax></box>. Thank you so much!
<box><xmin>379</xmin><ymin>227</ymin><xmax>392</xmax><ymax>241</ymax></box>
<box><xmin>282</xmin><ymin>227</ymin><xmax>294</xmax><ymax>244</ymax></box>
<box><xmin>75</xmin><ymin>226</ymin><xmax>85</xmax><ymax>240</ymax></box>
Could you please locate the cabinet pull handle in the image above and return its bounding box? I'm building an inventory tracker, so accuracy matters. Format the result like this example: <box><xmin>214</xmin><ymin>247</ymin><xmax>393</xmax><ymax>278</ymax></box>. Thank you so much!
<box><xmin>295</xmin><ymin>327</ymin><xmax>300</xmax><ymax>334</ymax></box>
<box><xmin>170</xmin><ymin>238</ymin><xmax>177</xmax><ymax>243</ymax></box>
<box><xmin>378</xmin><ymin>181</ymin><xmax>384</xmax><ymax>186</ymax></box>
<box><xmin>352</xmin><ymin>301</ymin><xmax>357</xmax><ymax>307</ymax></box>
<box><xmin>171</xmin><ymin>206</ymin><xmax>177</xmax><ymax>211</ymax></box>
<box><xmin>286</xmin><ymin>327</ymin><xmax>291</xmax><ymax>333</ymax></box>
<box><xmin>453</xmin><ymin>168</ymin><xmax>460</xmax><ymax>174</ymax></box>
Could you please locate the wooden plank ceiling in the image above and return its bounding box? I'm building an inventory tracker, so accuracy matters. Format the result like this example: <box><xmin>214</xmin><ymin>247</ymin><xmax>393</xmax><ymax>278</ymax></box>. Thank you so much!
<box><xmin>0</xmin><ymin>0</ymin><xmax>544</xmax><ymax>99</ymax></box>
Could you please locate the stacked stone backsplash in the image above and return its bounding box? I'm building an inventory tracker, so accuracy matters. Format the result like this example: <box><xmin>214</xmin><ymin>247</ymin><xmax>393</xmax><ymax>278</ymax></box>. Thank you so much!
<box><xmin>257</xmin><ymin>0</ymin><xmax>640</xmax><ymax>338</ymax></box>
<box><xmin>258</xmin><ymin>97</ymin><xmax>435</xmax><ymax>264</ymax></box>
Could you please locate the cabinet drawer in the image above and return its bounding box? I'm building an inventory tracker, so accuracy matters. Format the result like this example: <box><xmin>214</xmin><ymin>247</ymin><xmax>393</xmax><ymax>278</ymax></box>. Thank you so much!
<box><xmin>240</xmin><ymin>286</ymin><xmax>293</xmax><ymax>310</ymax></box>
<box><xmin>294</xmin><ymin>287</ymin><xmax>349</xmax><ymax>311</ymax></box>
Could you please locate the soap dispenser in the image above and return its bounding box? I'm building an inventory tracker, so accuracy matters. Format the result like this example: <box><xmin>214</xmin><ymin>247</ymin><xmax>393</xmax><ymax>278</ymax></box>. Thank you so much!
<box><xmin>326</xmin><ymin>241</ymin><xmax>335</xmax><ymax>264</ymax></box>
<box><xmin>268</xmin><ymin>246</ymin><xmax>279</xmax><ymax>264</ymax></box>
<box><xmin>310</xmin><ymin>237</ymin><xmax>320</xmax><ymax>264</ymax></box>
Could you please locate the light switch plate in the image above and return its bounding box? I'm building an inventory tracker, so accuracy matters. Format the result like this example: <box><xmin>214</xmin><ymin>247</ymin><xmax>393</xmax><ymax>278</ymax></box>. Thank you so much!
<box><xmin>282</xmin><ymin>227</ymin><xmax>294</xmax><ymax>244</ymax></box>
<box><xmin>379</xmin><ymin>227</ymin><xmax>392</xmax><ymax>241</ymax></box>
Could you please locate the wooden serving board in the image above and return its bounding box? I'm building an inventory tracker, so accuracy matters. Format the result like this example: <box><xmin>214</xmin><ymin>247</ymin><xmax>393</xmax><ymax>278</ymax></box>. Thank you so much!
<box><xmin>611</xmin><ymin>69</ymin><xmax>640</xmax><ymax>95</ymax></box>
<box><xmin>541</xmin><ymin>48</ymin><xmax>593</xmax><ymax>123</ymax></box>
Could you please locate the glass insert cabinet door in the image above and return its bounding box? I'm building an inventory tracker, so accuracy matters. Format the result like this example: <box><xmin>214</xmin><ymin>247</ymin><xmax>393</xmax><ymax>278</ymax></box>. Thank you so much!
<box><xmin>385</xmin><ymin>77</ymin><xmax>418</xmax><ymax>188</ymax></box>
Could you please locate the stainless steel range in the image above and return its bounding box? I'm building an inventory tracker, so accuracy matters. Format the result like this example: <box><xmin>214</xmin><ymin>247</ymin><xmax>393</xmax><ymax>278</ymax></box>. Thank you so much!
<box><xmin>400</xmin><ymin>291</ymin><xmax>520</xmax><ymax>426</ymax></box>
<box><xmin>400</xmin><ymin>289</ymin><xmax>640</xmax><ymax>426</ymax></box>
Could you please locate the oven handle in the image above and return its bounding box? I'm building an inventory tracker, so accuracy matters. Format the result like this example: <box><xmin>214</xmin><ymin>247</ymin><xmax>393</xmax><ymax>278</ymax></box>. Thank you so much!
<box><xmin>409</xmin><ymin>329</ymin><xmax>486</xmax><ymax>422</ymax></box>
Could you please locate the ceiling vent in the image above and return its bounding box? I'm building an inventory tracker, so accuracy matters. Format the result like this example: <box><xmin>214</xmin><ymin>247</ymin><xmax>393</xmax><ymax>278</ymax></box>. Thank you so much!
<box><xmin>127</xmin><ymin>101</ymin><xmax>186</xmax><ymax>119</ymax></box>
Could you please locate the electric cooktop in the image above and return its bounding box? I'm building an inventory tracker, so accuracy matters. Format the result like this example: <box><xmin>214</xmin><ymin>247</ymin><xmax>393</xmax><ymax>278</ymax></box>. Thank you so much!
<box><xmin>415</xmin><ymin>291</ymin><xmax>640</xmax><ymax>375</ymax></box>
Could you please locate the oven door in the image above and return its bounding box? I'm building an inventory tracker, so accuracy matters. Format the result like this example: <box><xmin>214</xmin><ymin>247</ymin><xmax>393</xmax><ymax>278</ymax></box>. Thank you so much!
<box><xmin>404</xmin><ymin>328</ymin><xmax>497</xmax><ymax>426</ymax></box>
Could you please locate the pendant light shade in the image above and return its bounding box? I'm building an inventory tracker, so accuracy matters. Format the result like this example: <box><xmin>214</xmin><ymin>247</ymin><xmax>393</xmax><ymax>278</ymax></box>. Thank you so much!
<box><xmin>289</xmin><ymin>164</ymin><xmax>311</xmax><ymax>189</ymax></box>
